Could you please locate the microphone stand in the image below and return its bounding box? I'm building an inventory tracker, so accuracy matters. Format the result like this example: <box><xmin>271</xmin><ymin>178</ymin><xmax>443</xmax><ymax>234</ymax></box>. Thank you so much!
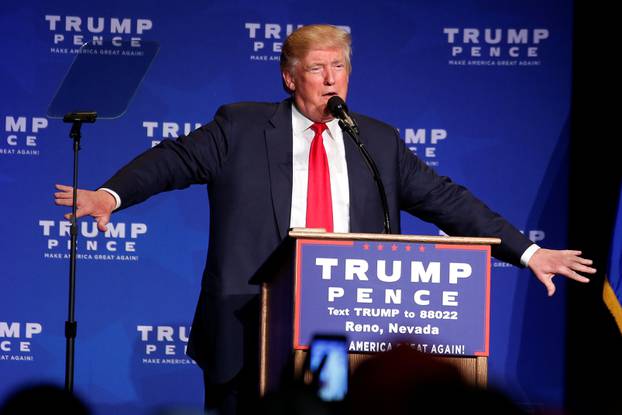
<box><xmin>62</xmin><ymin>111</ymin><xmax>97</xmax><ymax>393</ymax></box>
<box><xmin>338</xmin><ymin>120</ymin><xmax>392</xmax><ymax>234</ymax></box>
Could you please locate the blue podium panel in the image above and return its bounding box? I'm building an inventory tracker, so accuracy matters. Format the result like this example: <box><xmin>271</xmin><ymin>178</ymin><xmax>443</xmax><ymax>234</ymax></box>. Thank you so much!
<box><xmin>295</xmin><ymin>239</ymin><xmax>491</xmax><ymax>356</ymax></box>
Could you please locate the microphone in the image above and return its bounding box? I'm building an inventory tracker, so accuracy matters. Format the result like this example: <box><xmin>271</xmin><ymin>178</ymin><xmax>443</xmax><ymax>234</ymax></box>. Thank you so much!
<box><xmin>326</xmin><ymin>96</ymin><xmax>391</xmax><ymax>234</ymax></box>
<box><xmin>327</xmin><ymin>96</ymin><xmax>359</xmax><ymax>135</ymax></box>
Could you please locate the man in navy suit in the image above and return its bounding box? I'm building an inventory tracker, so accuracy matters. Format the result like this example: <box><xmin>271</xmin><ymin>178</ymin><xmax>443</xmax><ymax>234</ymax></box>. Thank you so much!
<box><xmin>55</xmin><ymin>24</ymin><xmax>595</xmax><ymax>414</ymax></box>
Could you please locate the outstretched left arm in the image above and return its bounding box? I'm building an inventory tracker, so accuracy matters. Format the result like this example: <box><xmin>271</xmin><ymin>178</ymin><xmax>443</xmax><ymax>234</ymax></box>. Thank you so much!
<box><xmin>527</xmin><ymin>248</ymin><xmax>596</xmax><ymax>296</ymax></box>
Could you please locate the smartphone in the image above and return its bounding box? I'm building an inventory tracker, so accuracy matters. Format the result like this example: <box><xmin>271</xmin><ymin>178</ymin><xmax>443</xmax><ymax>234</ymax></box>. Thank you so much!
<box><xmin>308</xmin><ymin>334</ymin><xmax>349</xmax><ymax>401</ymax></box>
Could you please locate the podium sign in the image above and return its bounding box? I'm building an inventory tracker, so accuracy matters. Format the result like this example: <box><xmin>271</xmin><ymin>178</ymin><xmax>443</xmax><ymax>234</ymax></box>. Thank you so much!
<box><xmin>294</xmin><ymin>239</ymin><xmax>491</xmax><ymax>356</ymax></box>
<box><xmin>255</xmin><ymin>231</ymin><xmax>499</xmax><ymax>394</ymax></box>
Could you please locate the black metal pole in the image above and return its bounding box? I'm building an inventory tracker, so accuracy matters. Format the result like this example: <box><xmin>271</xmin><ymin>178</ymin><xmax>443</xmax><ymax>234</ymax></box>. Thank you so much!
<box><xmin>62</xmin><ymin>112</ymin><xmax>96</xmax><ymax>393</ymax></box>
<box><xmin>65</xmin><ymin>120</ymin><xmax>81</xmax><ymax>392</ymax></box>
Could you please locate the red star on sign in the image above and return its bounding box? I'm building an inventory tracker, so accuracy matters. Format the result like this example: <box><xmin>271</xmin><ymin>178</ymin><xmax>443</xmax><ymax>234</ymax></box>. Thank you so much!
<box><xmin>391</xmin><ymin>244</ymin><xmax>398</xmax><ymax>251</ymax></box>
<box><xmin>405</xmin><ymin>245</ymin><xmax>411</xmax><ymax>252</ymax></box>
<box><xmin>419</xmin><ymin>245</ymin><xmax>426</xmax><ymax>252</ymax></box>
<box><xmin>363</xmin><ymin>243</ymin><xmax>370</xmax><ymax>250</ymax></box>
<box><xmin>377</xmin><ymin>244</ymin><xmax>384</xmax><ymax>251</ymax></box>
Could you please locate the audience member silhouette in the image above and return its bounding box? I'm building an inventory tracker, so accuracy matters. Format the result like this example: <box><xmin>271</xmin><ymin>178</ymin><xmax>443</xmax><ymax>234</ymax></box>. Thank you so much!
<box><xmin>347</xmin><ymin>344</ymin><xmax>527</xmax><ymax>415</ymax></box>
<box><xmin>0</xmin><ymin>383</ymin><xmax>90</xmax><ymax>415</ymax></box>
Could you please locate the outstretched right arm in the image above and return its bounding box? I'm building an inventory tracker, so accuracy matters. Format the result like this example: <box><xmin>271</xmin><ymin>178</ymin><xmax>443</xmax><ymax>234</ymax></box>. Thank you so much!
<box><xmin>53</xmin><ymin>105</ymin><xmax>232</xmax><ymax>230</ymax></box>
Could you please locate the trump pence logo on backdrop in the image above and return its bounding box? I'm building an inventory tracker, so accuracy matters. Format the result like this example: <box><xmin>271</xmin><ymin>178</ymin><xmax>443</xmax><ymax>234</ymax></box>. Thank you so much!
<box><xmin>443</xmin><ymin>27</ymin><xmax>550</xmax><ymax>67</ymax></box>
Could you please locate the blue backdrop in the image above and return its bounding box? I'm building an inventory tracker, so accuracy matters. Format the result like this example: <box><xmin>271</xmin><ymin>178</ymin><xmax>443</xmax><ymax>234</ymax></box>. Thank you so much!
<box><xmin>1</xmin><ymin>0</ymin><xmax>573</xmax><ymax>413</ymax></box>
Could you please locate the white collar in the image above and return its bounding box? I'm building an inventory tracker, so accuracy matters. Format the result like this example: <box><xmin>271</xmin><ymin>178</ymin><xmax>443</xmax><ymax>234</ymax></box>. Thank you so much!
<box><xmin>291</xmin><ymin>102</ymin><xmax>341</xmax><ymax>139</ymax></box>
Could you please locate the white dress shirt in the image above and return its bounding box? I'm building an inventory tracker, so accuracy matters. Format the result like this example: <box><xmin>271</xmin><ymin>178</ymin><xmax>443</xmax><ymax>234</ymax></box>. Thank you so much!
<box><xmin>289</xmin><ymin>104</ymin><xmax>350</xmax><ymax>233</ymax></box>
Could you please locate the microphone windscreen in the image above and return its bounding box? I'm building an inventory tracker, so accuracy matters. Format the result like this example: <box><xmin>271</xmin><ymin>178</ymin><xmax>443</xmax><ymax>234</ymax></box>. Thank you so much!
<box><xmin>327</xmin><ymin>96</ymin><xmax>348</xmax><ymax>117</ymax></box>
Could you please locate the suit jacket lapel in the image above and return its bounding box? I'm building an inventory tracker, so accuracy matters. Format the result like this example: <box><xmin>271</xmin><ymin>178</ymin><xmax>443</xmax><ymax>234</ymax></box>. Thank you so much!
<box><xmin>265</xmin><ymin>99</ymin><xmax>294</xmax><ymax>240</ymax></box>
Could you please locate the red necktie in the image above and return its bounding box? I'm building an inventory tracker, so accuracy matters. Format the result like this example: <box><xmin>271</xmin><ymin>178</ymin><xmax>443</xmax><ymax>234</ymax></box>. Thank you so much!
<box><xmin>306</xmin><ymin>122</ymin><xmax>333</xmax><ymax>232</ymax></box>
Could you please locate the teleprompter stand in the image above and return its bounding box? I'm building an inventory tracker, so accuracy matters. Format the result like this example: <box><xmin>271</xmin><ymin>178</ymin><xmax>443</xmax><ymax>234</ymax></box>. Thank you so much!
<box><xmin>62</xmin><ymin>111</ymin><xmax>97</xmax><ymax>392</ymax></box>
<box><xmin>47</xmin><ymin>40</ymin><xmax>158</xmax><ymax>392</ymax></box>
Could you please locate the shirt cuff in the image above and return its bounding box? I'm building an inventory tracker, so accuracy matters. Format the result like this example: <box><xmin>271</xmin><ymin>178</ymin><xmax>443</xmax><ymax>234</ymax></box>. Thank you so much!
<box><xmin>520</xmin><ymin>244</ymin><xmax>540</xmax><ymax>267</ymax></box>
<box><xmin>98</xmin><ymin>188</ymin><xmax>121</xmax><ymax>211</ymax></box>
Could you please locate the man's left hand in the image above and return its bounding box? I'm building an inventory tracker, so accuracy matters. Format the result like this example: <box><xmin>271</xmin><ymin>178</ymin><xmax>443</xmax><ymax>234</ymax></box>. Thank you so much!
<box><xmin>528</xmin><ymin>248</ymin><xmax>596</xmax><ymax>296</ymax></box>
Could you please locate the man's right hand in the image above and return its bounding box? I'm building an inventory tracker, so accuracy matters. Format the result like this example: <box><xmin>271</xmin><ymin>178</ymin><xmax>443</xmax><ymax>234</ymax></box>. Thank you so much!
<box><xmin>54</xmin><ymin>184</ymin><xmax>116</xmax><ymax>232</ymax></box>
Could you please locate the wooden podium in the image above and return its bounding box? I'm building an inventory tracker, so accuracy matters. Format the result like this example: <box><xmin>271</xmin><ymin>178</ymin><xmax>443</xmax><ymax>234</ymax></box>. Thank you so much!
<box><xmin>250</xmin><ymin>229</ymin><xmax>500</xmax><ymax>396</ymax></box>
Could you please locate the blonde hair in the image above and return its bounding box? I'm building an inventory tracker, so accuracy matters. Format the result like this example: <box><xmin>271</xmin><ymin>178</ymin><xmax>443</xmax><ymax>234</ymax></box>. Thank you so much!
<box><xmin>280</xmin><ymin>24</ymin><xmax>352</xmax><ymax>92</ymax></box>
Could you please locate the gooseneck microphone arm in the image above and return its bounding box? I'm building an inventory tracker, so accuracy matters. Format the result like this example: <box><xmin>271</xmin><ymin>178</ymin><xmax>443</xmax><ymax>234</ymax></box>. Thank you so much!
<box><xmin>327</xmin><ymin>96</ymin><xmax>391</xmax><ymax>234</ymax></box>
